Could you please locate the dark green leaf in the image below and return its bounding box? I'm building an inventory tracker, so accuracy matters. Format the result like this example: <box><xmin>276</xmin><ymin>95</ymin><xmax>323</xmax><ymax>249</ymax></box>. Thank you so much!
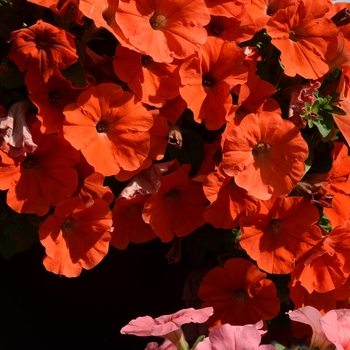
<box><xmin>301</xmin><ymin>133</ymin><xmax>313</xmax><ymax>175</ymax></box>
<box><xmin>0</xmin><ymin>58</ymin><xmax>24</xmax><ymax>90</ymax></box>
<box><xmin>313</xmin><ymin>113</ymin><xmax>334</xmax><ymax>138</ymax></box>
<box><xmin>61</xmin><ymin>62</ymin><xmax>87</xmax><ymax>87</ymax></box>
<box><xmin>331</xmin><ymin>105</ymin><xmax>347</xmax><ymax>116</ymax></box>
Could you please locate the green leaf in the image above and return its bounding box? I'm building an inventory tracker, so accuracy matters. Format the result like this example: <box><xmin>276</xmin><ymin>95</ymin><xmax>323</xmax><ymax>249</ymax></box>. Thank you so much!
<box><xmin>0</xmin><ymin>6</ymin><xmax>21</xmax><ymax>39</ymax></box>
<box><xmin>318</xmin><ymin>213</ymin><xmax>333</xmax><ymax>233</ymax></box>
<box><xmin>274</xmin><ymin>344</ymin><xmax>289</xmax><ymax>350</ymax></box>
<box><xmin>301</xmin><ymin>133</ymin><xmax>313</xmax><ymax>175</ymax></box>
<box><xmin>167</xmin><ymin>129</ymin><xmax>205</xmax><ymax>177</ymax></box>
<box><xmin>331</xmin><ymin>105</ymin><xmax>347</xmax><ymax>116</ymax></box>
<box><xmin>191</xmin><ymin>335</ymin><xmax>205</xmax><ymax>350</ymax></box>
<box><xmin>0</xmin><ymin>58</ymin><xmax>25</xmax><ymax>90</ymax></box>
<box><xmin>61</xmin><ymin>62</ymin><xmax>87</xmax><ymax>87</ymax></box>
<box><xmin>0</xmin><ymin>214</ymin><xmax>39</xmax><ymax>259</ymax></box>
<box><xmin>313</xmin><ymin>113</ymin><xmax>334</xmax><ymax>138</ymax></box>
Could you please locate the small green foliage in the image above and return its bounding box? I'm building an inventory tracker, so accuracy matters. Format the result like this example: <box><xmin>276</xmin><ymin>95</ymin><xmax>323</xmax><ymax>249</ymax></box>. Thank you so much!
<box><xmin>274</xmin><ymin>344</ymin><xmax>289</xmax><ymax>350</ymax></box>
<box><xmin>61</xmin><ymin>62</ymin><xmax>87</xmax><ymax>87</ymax></box>
<box><xmin>300</xmin><ymin>91</ymin><xmax>345</xmax><ymax>138</ymax></box>
<box><xmin>318</xmin><ymin>213</ymin><xmax>333</xmax><ymax>233</ymax></box>
<box><xmin>191</xmin><ymin>335</ymin><xmax>205</xmax><ymax>350</ymax></box>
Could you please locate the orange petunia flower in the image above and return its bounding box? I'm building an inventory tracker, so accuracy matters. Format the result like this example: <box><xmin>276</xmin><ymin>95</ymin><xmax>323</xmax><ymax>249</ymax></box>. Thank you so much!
<box><xmin>26</xmin><ymin>70</ymin><xmax>83</xmax><ymax>134</ymax></box>
<box><xmin>304</xmin><ymin>142</ymin><xmax>350</xmax><ymax>226</ymax></box>
<box><xmin>333</xmin><ymin>70</ymin><xmax>350</xmax><ymax>146</ymax></box>
<box><xmin>197</xmin><ymin>258</ymin><xmax>280</xmax><ymax>328</ymax></box>
<box><xmin>203</xmin><ymin>167</ymin><xmax>258</xmax><ymax>229</ymax></box>
<box><xmin>204</xmin><ymin>0</ymin><xmax>249</xmax><ymax>18</ymax></box>
<box><xmin>289</xmin><ymin>279</ymin><xmax>350</xmax><ymax>316</ymax></box>
<box><xmin>0</xmin><ymin>122</ymin><xmax>79</xmax><ymax>216</ymax></box>
<box><xmin>221</xmin><ymin>112</ymin><xmax>309</xmax><ymax>200</ymax></box>
<box><xmin>8</xmin><ymin>20</ymin><xmax>79</xmax><ymax>83</ymax></box>
<box><xmin>205</xmin><ymin>12</ymin><xmax>256</xmax><ymax>44</ymax></box>
<box><xmin>142</xmin><ymin>164</ymin><xmax>207</xmax><ymax>242</ymax></box>
<box><xmin>27</xmin><ymin>0</ymin><xmax>84</xmax><ymax>25</ymax></box>
<box><xmin>115</xmin><ymin>0</ymin><xmax>210</xmax><ymax>63</ymax></box>
<box><xmin>265</xmin><ymin>0</ymin><xmax>339</xmax><ymax>79</ymax></box>
<box><xmin>111</xmin><ymin>194</ymin><xmax>157</xmax><ymax>250</ymax></box>
<box><xmin>78</xmin><ymin>0</ymin><xmax>132</xmax><ymax>48</ymax></box>
<box><xmin>39</xmin><ymin>197</ymin><xmax>113</xmax><ymax>277</ymax></box>
<box><xmin>113</xmin><ymin>45</ymin><xmax>181</xmax><ymax>107</ymax></box>
<box><xmin>291</xmin><ymin>235</ymin><xmax>349</xmax><ymax>295</ymax></box>
<box><xmin>239</xmin><ymin>196</ymin><xmax>322</xmax><ymax>274</ymax></box>
<box><xmin>179</xmin><ymin>36</ymin><xmax>248</xmax><ymax>130</ymax></box>
<box><xmin>74</xmin><ymin>153</ymin><xmax>114</xmax><ymax>205</ymax></box>
<box><xmin>114</xmin><ymin>111</ymin><xmax>169</xmax><ymax>182</ymax></box>
<box><xmin>63</xmin><ymin>83</ymin><xmax>154</xmax><ymax>176</ymax></box>
<box><xmin>246</xmin><ymin>0</ymin><xmax>297</xmax><ymax>32</ymax></box>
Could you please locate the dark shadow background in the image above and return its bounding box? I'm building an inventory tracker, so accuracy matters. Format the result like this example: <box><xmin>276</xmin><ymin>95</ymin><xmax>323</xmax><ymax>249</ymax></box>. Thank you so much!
<box><xmin>0</xmin><ymin>240</ymin><xmax>189</xmax><ymax>349</ymax></box>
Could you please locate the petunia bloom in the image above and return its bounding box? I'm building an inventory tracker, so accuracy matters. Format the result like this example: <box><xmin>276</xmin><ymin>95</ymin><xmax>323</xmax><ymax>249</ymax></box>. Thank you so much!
<box><xmin>39</xmin><ymin>197</ymin><xmax>113</xmax><ymax>277</ymax></box>
<box><xmin>266</xmin><ymin>0</ymin><xmax>339</xmax><ymax>79</ymax></box>
<box><xmin>203</xmin><ymin>167</ymin><xmax>258</xmax><ymax>229</ymax></box>
<box><xmin>26</xmin><ymin>70</ymin><xmax>83</xmax><ymax>134</ymax></box>
<box><xmin>0</xmin><ymin>121</ymin><xmax>79</xmax><ymax>216</ymax></box>
<box><xmin>116</xmin><ymin>0</ymin><xmax>210</xmax><ymax>63</ymax></box>
<box><xmin>198</xmin><ymin>258</ymin><xmax>280</xmax><ymax>328</ymax></box>
<box><xmin>0</xmin><ymin>101</ymin><xmax>37</xmax><ymax>158</ymax></box>
<box><xmin>320</xmin><ymin>309</ymin><xmax>350</xmax><ymax>350</ymax></box>
<box><xmin>288</xmin><ymin>306</ymin><xmax>336</xmax><ymax>350</ymax></box>
<box><xmin>221</xmin><ymin>112</ymin><xmax>309</xmax><ymax>200</ymax></box>
<box><xmin>121</xmin><ymin>307</ymin><xmax>213</xmax><ymax>349</ymax></box>
<box><xmin>196</xmin><ymin>321</ymin><xmax>275</xmax><ymax>350</ymax></box>
<box><xmin>113</xmin><ymin>45</ymin><xmax>181</xmax><ymax>107</ymax></box>
<box><xmin>8</xmin><ymin>20</ymin><xmax>78</xmax><ymax>83</ymax></box>
<box><xmin>142</xmin><ymin>164</ymin><xmax>207</xmax><ymax>242</ymax></box>
<box><xmin>179</xmin><ymin>36</ymin><xmax>248</xmax><ymax>130</ymax></box>
<box><xmin>239</xmin><ymin>196</ymin><xmax>322</xmax><ymax>274</ymax></box>
<box><xmin>63</xmin><ymin>83</ymin><xmax>154</xmax><ymax>176</ymax></box>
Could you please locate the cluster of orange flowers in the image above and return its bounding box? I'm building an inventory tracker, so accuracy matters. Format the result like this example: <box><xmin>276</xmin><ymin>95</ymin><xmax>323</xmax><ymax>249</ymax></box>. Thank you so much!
<box><xmin>1</xmin><ymin>0</ymin><xmax>350</xmax><ymax>342</ymax></box>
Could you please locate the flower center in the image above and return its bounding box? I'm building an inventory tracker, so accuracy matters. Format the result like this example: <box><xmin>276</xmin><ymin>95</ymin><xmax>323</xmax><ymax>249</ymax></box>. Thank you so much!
<box><xmin>22</xmin><ymin>158</ymin><xmax>34</xmax><ymax>169</ymax></box>
<box><xmin>253</xmin><ymin>142</ymin><xmax>271</xmax><ymax>158</ymax></box>
<box><xmin>164</xmin><ymin>188</ymin><xmax>181</xmax><ymax>200</ymax></box>
<box><xmin>289</xmin><ymin>30</ymin><xmax>299</xmax><ymax>42</ymax></box>
<box><xmin>141</xmin><ymin>55</ymin><xmax>154</xmax><ymax>67</ymax></box>
<box><xmin>233</xmin><ymin>288</ymin><xmax>249</xmax><ymax>302</ymax></box>
<box><xmin>268</xmin><ymin>219</ymin><xmax>282</xmax><ymax>234</ymax></box>
<box><xmin>150</xmin><ymin>14</ymin><xmax>167</xmax><ymax>30</ymax></box>
<box><xmin>49</xmin><ymin>92</ymin><xmax>58</xmax><ymax>104</ymax></box>
<box><xmin>96</xmin><ymin>122</ymin><xmax>106</xmax><ymax>133</ymax></box>
<box><xmin>202</xmin><ymin>74</ymin><xmax>215</xmax><ymax>87</ymax></box>
<box><xmin>212</xmin><ymin>26</ymin><xmax>224</xmax><ymax>36</ymax></box>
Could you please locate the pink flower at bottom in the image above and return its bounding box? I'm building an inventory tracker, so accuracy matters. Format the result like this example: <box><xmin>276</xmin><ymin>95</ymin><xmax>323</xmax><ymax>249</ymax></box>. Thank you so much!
<box><xmin>195</xmin><ymin>321</ymin><xmax>275</xmax><ymax>350</ymax></box>
<box><xmin>320</xmin><ymin>309</ymin><xmax>350</xmax><ymax>350</ymax></box>
<box><xmin>121</xmin><ymin>307</ymin><xmax>213</xmax><ymax>349</ymax></box>
<box><xmin>145</xmin><ymin>340</ymin><xmax>177</xmax><ymax>350</ymax></box>
<box><xmin>287</xmin><ymin>306</ymin><xmax>339</xmax><ymax>350</ymax></box>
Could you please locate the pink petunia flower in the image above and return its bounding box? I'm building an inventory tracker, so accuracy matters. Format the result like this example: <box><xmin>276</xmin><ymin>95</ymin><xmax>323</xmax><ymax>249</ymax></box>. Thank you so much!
<box><xmin>287</xmin><ymin>306</ymin><xmax>338</xmax><ymax>350</ymax></box>
<box><xmin>195</xmin><ymin>321</ymin><xmax>275</xmax><ymax>350</ymax></box>
<box><xmin>121</xmin><ymin>307</ymin><xmax>213</xmax><ymax>349</ymax></box>
<box><xmin>0</xmin><ymin>101</ymin><xmax>37</xmax><ymax>158</ymax></box>
<box><xmin>145</xmin><ymin>340</ymin><xmax>177</xmax><ymax>350</ymax></box>
<box><xmin>320</xmin><ymin>309</ymin><xmax>350</xmax><ymax>350</ymax></box>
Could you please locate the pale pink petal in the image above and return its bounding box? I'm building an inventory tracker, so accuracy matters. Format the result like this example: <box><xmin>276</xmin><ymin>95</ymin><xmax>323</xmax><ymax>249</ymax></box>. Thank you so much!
<box><xmin>321</xmin><ymin>309</ymin><xmax>350</xmax><ymax>350</ymax></box>
<box><xmin>145</xmin><ymin>340</ymin><xmax>177</xmax><ymax>350</ymax></box>
<box><xmin>121</xmin><ymin>307</ymin><xmax>213</xmax><ymax>337</ymax></box>
<box><xmin>0</xmin><ymin>101</ymin><xmax>37</xmax><ymax>157</ymax></box>
<box><xmin>196</xmin><ymin>321</ymin><xmax>271</xmax><ymax>350</ymax></box>
<box><xmin>288</xmin><ymin>306</ymin><xmax>334</xmax><ymax>349</ymax></box>
<box><xmin>119</xmin><ymin>160</ymin><xmax>178</xmax><ymax>198</ymax></box>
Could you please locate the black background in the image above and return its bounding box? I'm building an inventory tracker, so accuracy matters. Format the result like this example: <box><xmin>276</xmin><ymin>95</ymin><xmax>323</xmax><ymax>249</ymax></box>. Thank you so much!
<box><xmin>0</xmin><ymin>239</ymin><xmax>189</xmax><ymax>349</ymax></box>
